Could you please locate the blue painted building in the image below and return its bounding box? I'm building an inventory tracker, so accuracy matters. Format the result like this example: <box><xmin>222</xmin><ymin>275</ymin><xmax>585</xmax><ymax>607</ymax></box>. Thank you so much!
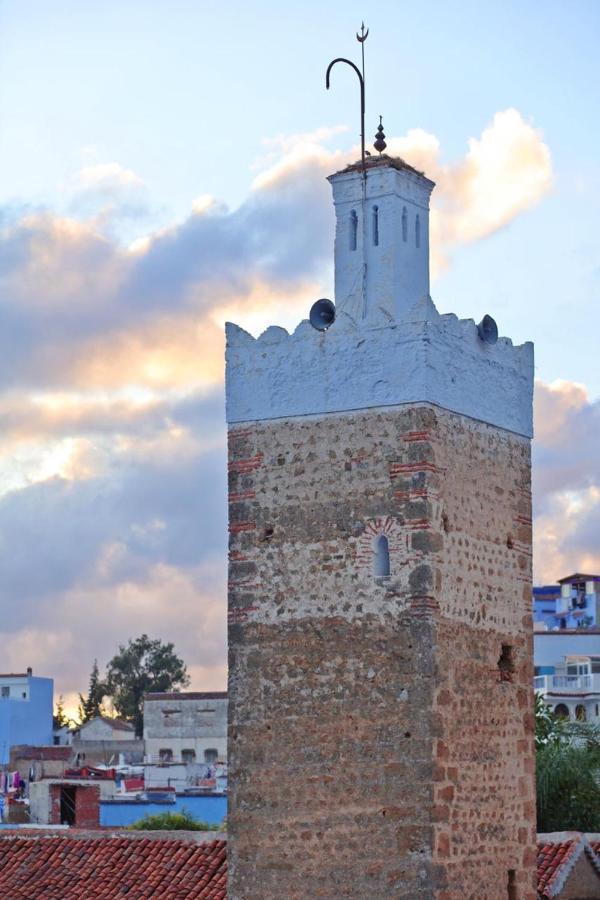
<box><xmin>0</xmin><ymin>669</ymin><xmax>53</xmax><ymax>764</ymax></box>
<box><xmin>100</xmin><ymin>792</ymin><xmax>227</xmax><ymax>827</ymax></box>
<box><xmin>533</xmin><ymin>573</ymin><xmax>600</xmax><ymax>630</ymax></box>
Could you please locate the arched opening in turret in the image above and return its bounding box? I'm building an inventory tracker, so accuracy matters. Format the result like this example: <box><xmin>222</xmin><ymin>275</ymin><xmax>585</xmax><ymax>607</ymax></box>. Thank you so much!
<box><xmin>350</xmin><ymin>210</ymin><xmax>358</xmax><ymax>251</ymax></box>
<box><xmin>402</xmin><ymin>206</ymin><xmax>407</xmax><ymax>242</ymax></box>
<box><xmin>373</xmin><ymin>534</ymin><xmax>390</xmax><ymax>578</ymax></box>
<box><xmin>372</xmin><ymin>205</ymin><xmax>379</xmax><ymax>246</ymax></box>
<box><xmin>415</xmin><ymin>214</ymin><xmax>421</xmax><ymax>248</ymax></box>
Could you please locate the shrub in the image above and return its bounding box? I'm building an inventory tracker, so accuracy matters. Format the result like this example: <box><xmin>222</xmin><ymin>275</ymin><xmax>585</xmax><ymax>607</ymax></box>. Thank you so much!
<box><xmin>127</xmin><ymin>808</ymin><xmax>223</xmax><ymax>831</ymax></box>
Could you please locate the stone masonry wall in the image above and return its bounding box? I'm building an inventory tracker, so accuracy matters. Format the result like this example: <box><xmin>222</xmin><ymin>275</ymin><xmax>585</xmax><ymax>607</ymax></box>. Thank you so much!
<box><xmin>227</xmin><ymin>403</ymin><xmax>536</xmax><ymax>899</ymax></box>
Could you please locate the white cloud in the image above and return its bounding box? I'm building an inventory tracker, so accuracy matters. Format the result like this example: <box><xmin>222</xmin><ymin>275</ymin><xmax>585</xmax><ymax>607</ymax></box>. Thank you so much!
<box><xmin>73</xmin><ymin>162</ymin><xmax>145</xmax><ymax>192</ymax></box>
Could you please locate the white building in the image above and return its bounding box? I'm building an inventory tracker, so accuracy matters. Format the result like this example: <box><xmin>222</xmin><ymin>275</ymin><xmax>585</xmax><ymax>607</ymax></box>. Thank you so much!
<box><xmin>534</xmin><ymin>631</ymin><xmax>600</xmax><ymax>722</ymax></box>
<box><xmin>143</xmin><ymin>691</ymin><xmax>227</xmax><ymax>764</ymax></box>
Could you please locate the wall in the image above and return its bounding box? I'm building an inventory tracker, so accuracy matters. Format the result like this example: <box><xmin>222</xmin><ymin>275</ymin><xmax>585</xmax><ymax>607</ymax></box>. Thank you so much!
<box><xmin>143</xmin><ymin>695</ymin><xmax>227</xmax><ymax>763</ymax></box>
<box><xmin>30</xmin><ymin>779</ymin><xmax>113</xmax><ymax>825</ymax></box>
<box><xmin>48</xmin><ymin>783</ymin><xmax>100</xmax><ymax>827</ymax></box>
<box><xmin>328</xmin><ymin>160</ymin><xmax>433</xmax><ymax>321</ymax></box>
<box><xmin>226</xmin><ymin>308</ymin><xmax>533</xmax><ymax>439</ymax></box>
<box><xmin>227</xmin><ymin>403</ymin><xmax>536</xmax><ymax>899</ymax></box>
<box><xmin>77</xmin><ymin>718</ymin><xmax>135</xmax><ymax>741</ymax></box>
<box><xmin>70</xmin><ymin>740</ymin><xmax>144</xmax><ymax>767</ymax></box>
<box><xmin>560</xmin><ymin>853</ymin><xmax>600</xmax><ymax>898</ymax></box>
<box><xmin>100</xmin><ymin>793</ymin><xmax>227</xmax><ymax>827</ymax></box>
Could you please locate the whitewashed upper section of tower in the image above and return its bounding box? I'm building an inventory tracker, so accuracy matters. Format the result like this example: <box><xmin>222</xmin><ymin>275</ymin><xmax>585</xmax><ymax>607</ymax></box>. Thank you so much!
<box><xmin>225</xmin><ymin>156</ymin><xmax>534</xmax><ymax>438</ymax></box>
<box><xmin>328</xmin><ymin>156</ymin><xmax>434</xmax><ymax>321</ymax></box>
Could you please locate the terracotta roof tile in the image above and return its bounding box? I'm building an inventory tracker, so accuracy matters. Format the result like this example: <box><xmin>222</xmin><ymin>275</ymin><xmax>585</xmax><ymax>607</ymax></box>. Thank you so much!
<box><xmin>0</xmin><ymin>834</ymin><xmax>226</xmax><ymax>899</ymax></box>
<box><xmin>537</xmin><ymin>834</ymin><xmax>600</xmax><ymax>898</ymax></box>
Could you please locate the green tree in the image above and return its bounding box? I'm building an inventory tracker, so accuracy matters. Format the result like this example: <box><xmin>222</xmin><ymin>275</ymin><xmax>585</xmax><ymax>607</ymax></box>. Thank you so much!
<box><xmin>78</xmin><ymin>659</ymin><xmax>107</xmax><ymax>723</ymax></box>
<box><xmin>105</xmin><ymin>634</ymin><xmax>189</xmax><ymax>737</ymax></box>
<box><xmin>535</xmin><ymin>694</ymin><xmax>600</xmax><ymax>831</ymax></box>
<box><xmin>537</xmin><ymin>741</ymin><xmax>600</xmax><ymax>832</ymax></box>
<box><xmin>53</xmin><ymin>695</ymin><xmax>69</xmax><ymax>730</ymax></box>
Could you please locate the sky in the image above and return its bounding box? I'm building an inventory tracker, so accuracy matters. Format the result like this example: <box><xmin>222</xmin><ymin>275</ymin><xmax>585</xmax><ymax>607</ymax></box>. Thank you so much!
<box><xmin>1</xmin><ymin>0</ymin><xmax>599</xmax><ymax>712</ymax></box>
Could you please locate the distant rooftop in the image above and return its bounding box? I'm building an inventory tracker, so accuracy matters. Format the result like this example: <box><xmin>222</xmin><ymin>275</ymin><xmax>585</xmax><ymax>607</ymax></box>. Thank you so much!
<box><xmin>558</xmin><ymin>573</ymin><xmax>600</xmax><ymax>584</ymax></box>
<box><xmin>78</xmin><ymin>716</ymin><xmax>135</xmax><ymax>731</ymax></box>
<box><xmin>144</xmin><ymin>691</ymin><xmax>228</xmax><ymax>701</ymax></box>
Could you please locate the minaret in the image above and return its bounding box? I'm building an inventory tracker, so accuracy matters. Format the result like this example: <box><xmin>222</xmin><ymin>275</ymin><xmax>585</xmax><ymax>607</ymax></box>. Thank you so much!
<box><xmin>225</xmin><ymin>129</ymin><xmax>536</xmax><ymax>900</ymax></box>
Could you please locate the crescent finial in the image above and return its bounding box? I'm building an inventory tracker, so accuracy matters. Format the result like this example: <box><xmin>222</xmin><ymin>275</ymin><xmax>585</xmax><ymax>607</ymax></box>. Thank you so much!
<box><xmin>356</xmin><ymin>22</ymin><xmax>369</xmax><ymax>42</ymax></box>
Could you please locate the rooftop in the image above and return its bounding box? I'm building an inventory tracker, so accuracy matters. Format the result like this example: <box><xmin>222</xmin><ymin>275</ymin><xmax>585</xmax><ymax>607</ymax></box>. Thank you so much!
<box><xmin>144</xmin><ymin>691</ymin><xmax>228</xmax><ymax>701</ymax></box>
<box><xmin>332</xmin><ymin>153</ymin><xmax>431</xmax><ymax>181</ymax></box>
<box><xmin>537</xmin><ymin>833</ymin><xmax>600</xmax><ymax>898</ymax></box>
<box><xmin>78</xmin><ymin>716</ymin><xmax>135</xmax><ymax>731</ymax></box>
<box><xmin>557</xmin><ymin>573</ymin><xmax>600</xmax><ymax>584</ymax></box>
<box><xmin>1</xmin><ymin>830</ymin><xmax>597</xmax><ymax>898</ymax></box>
<box><xmin>0</xmin><ymin>831</ymin><xmax>226</xmax><ymax>899</ymax></box>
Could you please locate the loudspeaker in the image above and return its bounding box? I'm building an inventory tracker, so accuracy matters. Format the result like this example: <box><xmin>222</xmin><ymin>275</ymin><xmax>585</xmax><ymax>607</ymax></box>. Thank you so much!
<box><xmin>309</xmin><ymin>298</ymin><xmax>336</xmax><ymax>331</ymax></box>
<box><xmin>477</xmin><ymin>314</ymin><xmax>498</xmax><ymax>345</ymax></box>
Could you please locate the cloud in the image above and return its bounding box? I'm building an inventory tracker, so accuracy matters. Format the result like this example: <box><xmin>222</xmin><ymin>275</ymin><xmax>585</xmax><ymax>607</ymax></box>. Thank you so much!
<box><xmin>72</xmin><ymin>163</ymin><xmax>145</xmax><ymax>192</ymax></box>
<box><xmin>0</xmin><ymin>111</ymin><xmax>557</xmax><ymax>700</ymax></box>
<box><xmin>533</xmin><ymin>379</ymin><xmax>600</xmax><ymax>581</ymax></box>
<box><xmin>385</xmin><ymin>109</ymin><xmax>552</xmax><ymax>273</ymax></box>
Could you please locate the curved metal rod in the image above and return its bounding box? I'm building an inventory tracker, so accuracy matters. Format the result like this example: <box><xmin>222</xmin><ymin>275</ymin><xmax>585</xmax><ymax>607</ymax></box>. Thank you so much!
<box><xmin>326</xmin><ymin>57</ymin><xmax>365</xmax><ymax>173</ymax></box>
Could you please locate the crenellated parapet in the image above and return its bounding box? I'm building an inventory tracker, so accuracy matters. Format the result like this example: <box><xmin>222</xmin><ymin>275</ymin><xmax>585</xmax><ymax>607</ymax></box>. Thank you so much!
<box><xmin>225</xmin><ymin>295</ymin><xmax>534</xmax><ymax>437</ymax></box>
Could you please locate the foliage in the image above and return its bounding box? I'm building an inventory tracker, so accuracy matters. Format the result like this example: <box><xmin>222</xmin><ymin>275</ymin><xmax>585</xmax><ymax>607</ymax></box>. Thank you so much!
<box><xmin>127</xmin><ymin>808</ymin><xmax>222</xmax><ymax>831</ymax></box>
<box><xmin>78</xmin><ymin>659</ymin><xmax>107</xmax><ymax>724</ymax></box>
<box><xmin>534</xmin><ymin>692</ymin><xmax>566</xmax><ymax>751</ymax></box>
<box><xmin>536</xmin><ymin>740</ymin><xmax>600</xmax><ymax>832</ymax></box>
<box><xmin>53</xmin><ymin>695</ymin><xmax>70</xmax><ymax>730</ymax></box>
<box><xmin>535</xmin><ymin>694</ymin><xmax>600</xmax><ymax>832</ymax></box>
<box><xmin>105</xmin><ymin>634</ymin><xmax>189</xmax><ymax>737</ymax></box>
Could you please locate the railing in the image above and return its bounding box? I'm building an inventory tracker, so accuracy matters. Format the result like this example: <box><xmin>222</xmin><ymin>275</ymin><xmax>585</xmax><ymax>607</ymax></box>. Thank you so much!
<box><xmin>534</xmin><ymin>674</ymin><xmax>597</xmax><ymax>693</ymax></box>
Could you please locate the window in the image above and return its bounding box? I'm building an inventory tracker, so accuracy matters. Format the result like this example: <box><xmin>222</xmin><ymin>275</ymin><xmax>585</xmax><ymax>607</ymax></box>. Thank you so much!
<box><xmin>402</xmin><ymin>207</ymin><xmax>407</xmax><ymax>242</ymax></box>
<box><xmin>349</xmin><ymin>210</ymin><xmax>358</xmax><ymax>251</ymax></box>
<box><xmin>204</xmin><ymin>748</ymin><xmax>218</xmax><ymax>764</ymax></box>
<box><xmin>373</xmin><ymin>534</ymin><xmax>390</xmax><ymax>578</ymax></box>
<box><xmin>1</xmin><ymin>686</ymin><xmax>9</xmax><ymax>698</ymax></box>
<box><xmin>567</xmin><ymin>662</ymin><xmax>590</xmax><ymax>676</ymax></box>
<box><xmin>415</xmin><ymin>214</ymin><xmax>421</xmax><ymax>248</ymax></box>
<box><xmin>554</xmin><ymin>704</ymin><xmax>569</xmax><ymax>720</ymax></box>
<box><xmin>159</xmin><ymin>748</ymin><xmax>173</xmax><ymax>762</ymax></box>
<box><xmin>181</xmin><ymin>749</ymin><xmax>196</xmax><ymax>764</ymax></box>
<box><xmin>372</xmin><ymin>205</ymin><xmax>379</xmax><ymax>246</ymax></box>
<box><xmin>575</xmin><ymin>704</ymin><xmax>587</xmax><ymax>722</ymax></box>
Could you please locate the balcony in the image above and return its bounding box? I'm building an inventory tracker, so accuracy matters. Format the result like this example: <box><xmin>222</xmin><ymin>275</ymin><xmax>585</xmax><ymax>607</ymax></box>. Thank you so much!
<box><xmin>534</xmin><ymin>674</ymin><xmax>600</xmax><ymax>694</ymax></box>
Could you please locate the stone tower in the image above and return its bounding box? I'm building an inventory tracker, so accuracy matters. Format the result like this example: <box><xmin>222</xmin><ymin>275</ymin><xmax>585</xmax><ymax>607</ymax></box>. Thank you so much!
<box><xmin>225</xmin><ymin>153</ymin><xmax>537</xmax><ymax>899</ymax></box>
